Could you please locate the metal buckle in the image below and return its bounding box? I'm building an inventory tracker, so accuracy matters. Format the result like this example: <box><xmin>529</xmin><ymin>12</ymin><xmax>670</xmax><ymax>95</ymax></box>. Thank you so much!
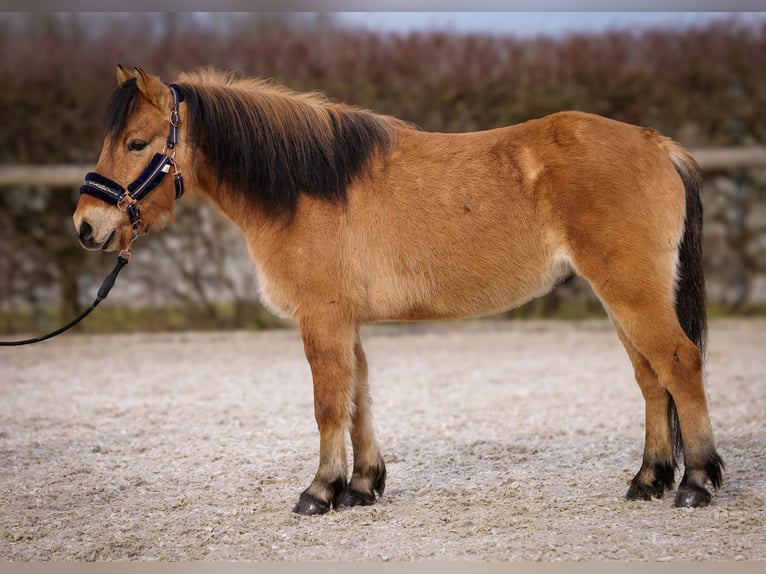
<box><xmin>127</xmin><ymin>203</ymin><xmax>142</xmax><ymax>231</ymax></box>
<box><xmin>116</xmin><ymin>194</ymin><xmax>137</xmax><ymax>213</ymax></box>
<box><xmin>170</xmin><ymin>107</ymin><xmax>181</xmax><ymax>129</ymax></box>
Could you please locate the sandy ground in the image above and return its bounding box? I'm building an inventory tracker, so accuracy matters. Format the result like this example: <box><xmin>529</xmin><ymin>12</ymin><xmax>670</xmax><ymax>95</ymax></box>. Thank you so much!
<box><xmin>0</xmin><ymin>319</ymin><xmax>764</xmax><ymax>562</ymax></box>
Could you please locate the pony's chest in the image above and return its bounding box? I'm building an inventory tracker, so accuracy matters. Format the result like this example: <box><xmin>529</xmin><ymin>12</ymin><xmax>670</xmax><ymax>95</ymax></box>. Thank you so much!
<box><xmin>251</xmin><ymin>261</ymin><xmax>298</xmax><ymax>320</ymax></box>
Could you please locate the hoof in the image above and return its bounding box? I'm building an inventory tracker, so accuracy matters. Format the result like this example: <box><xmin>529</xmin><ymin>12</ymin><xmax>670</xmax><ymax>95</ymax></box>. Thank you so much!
<box><xmin>339</xmin><ymin>459</ymin><xmax>386</xmax><ymax>509</ymax></box>
<box><xmin>626</xmin><ymin>479</ymin><xmax>665</xmax><ymax>501</ymax></box>
<box><xmin>292</xmin><ymin>494</ymin><xmax>331</xmax><ymax>516</ymax></box>
<box><xmin>292</xmin><ymin>477</ymin><xmax>346</xmax><ymax>516</ymax></box>
<box><xmin>626</xmin><ymin>461</ymin><xmax>675</xmax><ymax>501</ymax></box>
<box><xmin>340</xmin><ymin>488</ymin><xmax>376</xmax><ymax>508</ymax></box>
<box><xmin>675</xmin><ymin>484</ymin><xmax>712</xmax><ymax>508</ymax></box>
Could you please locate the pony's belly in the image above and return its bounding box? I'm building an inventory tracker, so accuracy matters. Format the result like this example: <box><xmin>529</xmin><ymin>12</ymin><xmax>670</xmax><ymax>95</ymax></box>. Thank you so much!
<box><xmin>365</xmin><ymin>253</ymin><xmax>574</xmax><ymax>323</ymax></box>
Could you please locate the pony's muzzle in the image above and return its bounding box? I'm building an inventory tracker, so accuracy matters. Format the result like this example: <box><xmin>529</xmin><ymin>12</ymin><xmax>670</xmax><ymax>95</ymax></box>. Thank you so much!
<box><xmin>77</xmin><ymin>219</ymin><xmax>116</xmax><ymax>251</ymax></box>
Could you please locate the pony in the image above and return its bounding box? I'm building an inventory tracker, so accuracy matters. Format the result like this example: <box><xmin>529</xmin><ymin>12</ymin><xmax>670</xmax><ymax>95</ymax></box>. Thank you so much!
<box><xmin>73</xmin><ymin>66</ymin><xmax>724</xmax><ymax>514</ymax></box>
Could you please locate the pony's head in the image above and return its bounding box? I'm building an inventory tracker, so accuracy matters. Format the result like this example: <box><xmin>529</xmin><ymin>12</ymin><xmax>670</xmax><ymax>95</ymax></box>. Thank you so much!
<box><xmin>73</xmin><ymin>66</ymin><xmax>186</xmax><ymax>252</ymax></box>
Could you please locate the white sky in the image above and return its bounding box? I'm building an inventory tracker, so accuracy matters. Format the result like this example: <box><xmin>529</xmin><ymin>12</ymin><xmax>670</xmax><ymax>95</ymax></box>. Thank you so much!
<box><xmin>334</xmin><ymin>12</ymin><xmax>765</xmax><ymax>37</ymax></box>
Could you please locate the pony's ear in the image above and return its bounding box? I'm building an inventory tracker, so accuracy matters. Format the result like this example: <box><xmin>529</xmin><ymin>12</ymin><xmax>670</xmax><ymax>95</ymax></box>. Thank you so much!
<box><xmin>133</xmin><ymin>67</ymin><xmax>169</xmax><ymax>110</ymax></box>
<box><xmin>116</xmin><ymin>64</ymin><xmax>133</xmax><ymax>85</ymax></box>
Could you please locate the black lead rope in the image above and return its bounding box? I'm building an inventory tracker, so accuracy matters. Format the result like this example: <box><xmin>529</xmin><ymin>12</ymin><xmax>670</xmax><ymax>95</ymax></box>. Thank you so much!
<box><xmin>0</xmin><ymin>254</ymin><xmax>129</xmax><ymax>346</ymax></box>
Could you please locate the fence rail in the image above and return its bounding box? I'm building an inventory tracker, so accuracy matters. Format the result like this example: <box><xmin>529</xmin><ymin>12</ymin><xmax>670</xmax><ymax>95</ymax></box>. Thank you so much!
<box><xmin>1</xmin><ymin>148</ymin><xmax>766</xmax><ymax>187</ymax></box>
<box><xmin>690</xmin><ymin>147</ymin><xmax>766</xmax><ymax>171</ymax></box>
<box><xmin>0</xmin><ymin>164</ymin><xmax>93</xmax><ymax>187</ymax></box>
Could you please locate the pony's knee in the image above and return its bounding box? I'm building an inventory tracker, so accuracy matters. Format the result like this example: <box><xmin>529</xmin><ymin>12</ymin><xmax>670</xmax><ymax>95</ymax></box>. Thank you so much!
<box><xmin>311</xmin><ymin>369</ymin><xmax>354</xmax><ymax>429</ymax></box>
<box><xmin>314</xmin><ymin>402</ymin><xmax>351</xmax><ymax>431</ymax></box>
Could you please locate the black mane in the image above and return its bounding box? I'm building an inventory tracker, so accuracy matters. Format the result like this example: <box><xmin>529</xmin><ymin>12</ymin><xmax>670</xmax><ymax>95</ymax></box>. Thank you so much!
<box><xmin>102</xmin><ymin>71</ymin><xmax>401</xmax><ymax>217</ymax></box>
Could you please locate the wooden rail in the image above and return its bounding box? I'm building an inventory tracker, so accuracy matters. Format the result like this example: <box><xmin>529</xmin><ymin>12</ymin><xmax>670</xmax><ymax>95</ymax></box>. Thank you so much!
<box><xmin>1</xmin><ymin>148</ymin><xmax>765</xmax><ymax>187</ymax></box>
<box><xmin>0</xmin><ymin>164</ymin><xmax>93</xmax><ymax>187</ymax></box>
<box><xmin>690</xmin><ymin>147</ymin><xmax>766</xmax><ymax>171</ymax></box>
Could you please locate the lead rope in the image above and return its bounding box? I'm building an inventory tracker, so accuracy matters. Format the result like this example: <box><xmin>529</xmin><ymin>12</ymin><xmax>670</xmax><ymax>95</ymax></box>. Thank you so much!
<box><xmin>0</xmin><ymin>239</ymin><xmax>136</xmax><ymax>346</ymax></box>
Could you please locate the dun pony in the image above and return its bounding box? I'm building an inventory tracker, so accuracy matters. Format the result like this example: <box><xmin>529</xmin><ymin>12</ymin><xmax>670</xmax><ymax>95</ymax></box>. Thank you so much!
<box><xmin>74</xmin><ymin>66</ymin><xmax>724</xmax><ymax>514</ymax></box>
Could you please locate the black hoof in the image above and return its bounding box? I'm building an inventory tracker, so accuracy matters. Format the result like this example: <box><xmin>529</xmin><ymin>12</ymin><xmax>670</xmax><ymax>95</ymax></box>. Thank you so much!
<box><xmin>338</xmin><ymin>459</ymin><xmax>386</xmax><ymax>508</ymax></box>
<box><xmin>626</xmin><ymin>479</ymin><xmax>665</xmax><ymax>501</ymax></box>
<box><xmin>340</xmin><ymin>488</ymin><xmax>376</xmax><ymax>508</ymax></box>
<box><xmin>675</xmin><ymin>484</ymin><xmax>712</xmax><ymax>508</ymax></box>
<box><xmin>292</xmin><ymin>493</ymin><xmax>331</xmax><ymax>516</ymax></box>
<box><xmin>626</xmin><ymin>461</ymin><xmax>675</xmax><ymax>501</ymax></box>
<box><xmin>292</xmin><ymin>477</ymin><xmax>346</xmax><ymax>516</ymax></box>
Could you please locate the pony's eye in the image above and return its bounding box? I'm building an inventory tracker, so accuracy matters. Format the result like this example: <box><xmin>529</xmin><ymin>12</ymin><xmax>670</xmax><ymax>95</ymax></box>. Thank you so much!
<box><xmin>127</xmin><ymin>139</ymin><xmax>148</xmax><ymax>152</ymax></box>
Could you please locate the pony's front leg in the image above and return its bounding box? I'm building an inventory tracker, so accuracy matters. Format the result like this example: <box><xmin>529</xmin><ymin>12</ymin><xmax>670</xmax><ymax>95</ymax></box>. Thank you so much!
<box><xmin>341</xmin><ymin>332</ymin><xmax>386</xmax><ymax>507</ymax></box>
<box><xmin>292</xmin><ymin>313</ymin><xmax>355</xmax><ymax>515</ymax></box>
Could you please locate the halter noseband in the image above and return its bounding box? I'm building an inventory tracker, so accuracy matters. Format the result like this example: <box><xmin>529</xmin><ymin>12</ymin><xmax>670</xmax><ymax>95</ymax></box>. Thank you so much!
<box><xmin>80</xmin><ymin>83</ymin><xmax>185</xmax><ymax>232</ymax></box>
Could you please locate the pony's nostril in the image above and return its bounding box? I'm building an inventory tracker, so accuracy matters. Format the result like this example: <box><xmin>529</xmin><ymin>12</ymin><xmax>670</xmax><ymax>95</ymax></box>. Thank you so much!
<box><xmin>79</xmin><ymin>221</ymin><xmax>94</xmax><ymax>242</ymax></box>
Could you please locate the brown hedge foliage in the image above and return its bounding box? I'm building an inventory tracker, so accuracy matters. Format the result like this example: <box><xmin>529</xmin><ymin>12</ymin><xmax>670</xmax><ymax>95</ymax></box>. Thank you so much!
<box><xmin>1</xmin><ymin>13</ymin><xmax>764</xmax><ymax>165</ymax></box>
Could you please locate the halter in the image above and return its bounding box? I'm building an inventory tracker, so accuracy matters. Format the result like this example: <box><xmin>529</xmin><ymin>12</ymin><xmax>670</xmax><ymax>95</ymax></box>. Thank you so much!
<box><xmin>79</xmin><ymin>83</ymin><xmax>186</xmax><ymax>233</ymax></box>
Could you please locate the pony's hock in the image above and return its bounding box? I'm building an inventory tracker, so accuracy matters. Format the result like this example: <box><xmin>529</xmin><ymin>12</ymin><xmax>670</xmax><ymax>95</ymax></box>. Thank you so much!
<box><xmin>73</xmin><ymin>66</ymin><xmax>724</xmax><ymax>514</ymax></box>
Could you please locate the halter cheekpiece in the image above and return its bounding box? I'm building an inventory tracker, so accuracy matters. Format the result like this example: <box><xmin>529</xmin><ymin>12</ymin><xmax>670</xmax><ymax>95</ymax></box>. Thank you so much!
<box><xmin>79</xmin><ymin>83</ymin><xmax>185</xmax><ymax>231</ymax></box>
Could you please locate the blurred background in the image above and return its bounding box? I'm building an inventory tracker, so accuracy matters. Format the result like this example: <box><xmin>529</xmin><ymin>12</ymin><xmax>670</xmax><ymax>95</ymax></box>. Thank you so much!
<box><xmin>1</xmin><ymin>12</ymin><xmax>765</xmax><ymax>334</ymax></box>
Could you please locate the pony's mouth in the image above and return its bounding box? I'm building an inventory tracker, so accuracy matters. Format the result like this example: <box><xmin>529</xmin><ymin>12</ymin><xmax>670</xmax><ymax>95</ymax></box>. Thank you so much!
<box><xmin>100</xmin><ymin>229</ymin><xmax>117</xmax><ymax>251</ymax></box>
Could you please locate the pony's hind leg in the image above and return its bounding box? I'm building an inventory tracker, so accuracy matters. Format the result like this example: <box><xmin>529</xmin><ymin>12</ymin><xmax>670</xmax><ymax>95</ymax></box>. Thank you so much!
<box><xmin>341</xmin><ymin>331</ymin><xmax>386</xmax><ymax>507</ymax></box>
<box><xmin>292</xmin><ymin>313</ymin><xmax>356</xmax><ymax>515</ymax></box>
<box><xmin>597</xmin><ymin>288</ymin><xmax>723</xmax><ymax>507</ymax></box>
<box><xmin>613</xmin><ymin>324</ymin><xmax>678</xmax><ymax>500</ymax></box>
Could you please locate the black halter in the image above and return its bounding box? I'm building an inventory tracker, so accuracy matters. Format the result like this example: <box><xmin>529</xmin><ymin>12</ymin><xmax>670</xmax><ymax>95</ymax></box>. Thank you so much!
<box><xmin>79</xmin><ymin>83</ymin><xmax>185</xmax><ymax>231</ymax></box>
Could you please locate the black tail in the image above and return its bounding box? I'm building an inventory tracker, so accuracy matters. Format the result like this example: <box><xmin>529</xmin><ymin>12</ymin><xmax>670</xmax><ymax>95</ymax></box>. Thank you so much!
<box><xmin>673</xmin><ymin>154</ymin><xmax>707</xmax><ymax>357</ymax></box>
<box><xmin>668</xmin><ymin>150</ymin><xmax>707</xmax><ymax>462</ymax></box>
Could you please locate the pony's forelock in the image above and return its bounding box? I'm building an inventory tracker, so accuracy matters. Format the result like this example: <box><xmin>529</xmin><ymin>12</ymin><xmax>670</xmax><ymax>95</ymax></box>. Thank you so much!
<box><xmin>104</xmin><ymin>78</ymin><xmax>140</xmax><ymax>152</ymax></box>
